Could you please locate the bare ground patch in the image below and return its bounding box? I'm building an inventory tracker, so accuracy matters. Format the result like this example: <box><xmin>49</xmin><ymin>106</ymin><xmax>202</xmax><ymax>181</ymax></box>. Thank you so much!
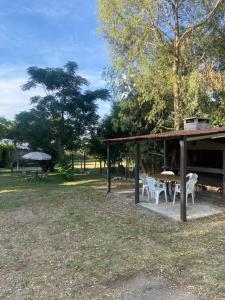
<box><xmin>102</xmin><ymin>271</ymin><xmax>199</xmax><ymax>300</ymax></box>
<box><xmin>0</xmin><ymin>208</ymin><xmax>37</xmax><ymax>225</ymax></box>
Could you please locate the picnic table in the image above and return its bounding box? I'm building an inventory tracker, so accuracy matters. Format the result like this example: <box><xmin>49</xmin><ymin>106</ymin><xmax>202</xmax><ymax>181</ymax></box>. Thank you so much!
<box><xmin>153</xmin><ymin>174</ymin><xmax>180</xmax><ymax>183</ymax></box>
<box><xmin>22</xmin><ymin>170</ymin><xmax>49</xmax><ymax>182</ymax></box>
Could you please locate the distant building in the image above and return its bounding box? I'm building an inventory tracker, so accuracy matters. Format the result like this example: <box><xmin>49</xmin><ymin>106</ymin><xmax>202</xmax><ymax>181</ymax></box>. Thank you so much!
<box><xmin>0</xmin><ymin>139</ymin><xmax>30</xmax><ymax>169</ymax></box>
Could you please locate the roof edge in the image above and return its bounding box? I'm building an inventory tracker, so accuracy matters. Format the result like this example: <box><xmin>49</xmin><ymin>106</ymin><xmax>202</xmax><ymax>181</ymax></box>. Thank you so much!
<box><xmin>102</xmin><ymin>127</ymin><xmax>225</xmax><ymax>144</ymax></box>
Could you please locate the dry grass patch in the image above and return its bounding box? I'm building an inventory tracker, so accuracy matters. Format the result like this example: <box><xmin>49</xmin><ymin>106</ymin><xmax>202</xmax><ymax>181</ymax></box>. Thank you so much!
<box><xmin>0</xmin><ymin>171</ymin><xmax>224</xmax><ymax>299</ymax></box>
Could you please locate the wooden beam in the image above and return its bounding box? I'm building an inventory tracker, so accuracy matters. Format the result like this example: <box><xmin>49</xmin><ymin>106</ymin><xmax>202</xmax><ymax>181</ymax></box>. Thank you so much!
<box><xmin>187</xmin><ymin>133</ymin><xmax>225</xmax><ymax>142</ymax></box>
<box><xmin>135</xmin><ymin>143</ymin><xmax>140</xmax><ymax>204</ymax></box>
<box><xmin>180</xmin><ymin>139</ymin><xmax>187</xmax><ymax>222</ymax></box>
<box><xmin>187</xmin><ymin>140</ymin><xmax>225</xmax><ymax>151</ymax></box>
<box><xmin>186</xmin><ymin>166</ymin><xmax>225</xmax><ymax>174</ymax></box>
<box><xmin>107</xmin><ymin>143</ymin><xmax>111</xmax><ymax>193</ymax></box>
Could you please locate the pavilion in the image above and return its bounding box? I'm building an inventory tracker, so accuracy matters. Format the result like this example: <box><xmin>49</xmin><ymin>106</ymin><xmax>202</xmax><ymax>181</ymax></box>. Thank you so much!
<box><xmin>104</xmin><ymin>120</ymin><xmax>225</xmax><ymax>222</ymax></box>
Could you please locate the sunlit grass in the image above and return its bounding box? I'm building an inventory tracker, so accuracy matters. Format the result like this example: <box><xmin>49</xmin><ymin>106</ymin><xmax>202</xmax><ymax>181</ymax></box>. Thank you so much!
<box><xmin>60</xmin><ymin>179</ymin><xmax>102</xmax><ymax>186</ymax></box>
<box><xmin>73</xmin><ymin>159</ymin><xmax>106</xmax><ymax>170</ymax></box>
<box><xmin>0</xmin><ymin>189</ymin><xmax>30</xmax><ymax>193</ymax></box>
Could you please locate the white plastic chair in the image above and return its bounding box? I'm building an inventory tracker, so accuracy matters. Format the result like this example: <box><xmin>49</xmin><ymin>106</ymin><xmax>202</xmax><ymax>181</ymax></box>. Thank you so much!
<box><xmin>146</xmin><ymin>177</ymin><xmax>156</xmax><ymax>198</ymax></box>
<box><xmin>173</xmin><ymin>177</ymin><xmax>198</xmax><ymax>205</ymax></box>
<box><xmin>186</xmin><ymin>173</ymin><xmax>198</xmax><ymax>199</ymax></box>
<box><xmin>140</xmin><ymin>174</ymin><xmax>149</xmax><ymax>198</ymax></box>
<box><xmin>186</xmin><ymin>173</ymin><xmax>198</xmax><ymax>181</ymax></box>
<box><xmin>146</xmin><ymin>177</ymin><xmax>167</xmax><ymax>205</ymax></box>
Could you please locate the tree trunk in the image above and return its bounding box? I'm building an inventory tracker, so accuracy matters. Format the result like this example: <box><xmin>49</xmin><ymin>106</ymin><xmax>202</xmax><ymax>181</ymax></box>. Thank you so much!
<box><xmin>83</xmin><ymin>152</ymin><xmax>86</xmax><ymax>174</ymax></box>
<box><xmin>125</xmin><ymin>159</ymin><xmax>129</xmax><ymax>181</ymax></box>
<box><xmin>100</xmin><ymin>159</ymin><xmax>102</xmax><ymax>175</ymax></box>
<box><xmin>57</xmin><ymin>133</ymin><xmax>64</xmax><ymax>161</ymax></box>
<box><xmin>57</xmin><ymin>113</ymin><xmax>65</xmax><ymax>161</ymax></box>
<box><xmin>71</xmin><ymin>154</ymin><xmax>74</xmax><ymax>170</ymax></box>
<box><xmin>173</xmin><ymin>57</ymin><xmax>180</xmax><ymax>130</ymax></box>
<box><xmin>173</xmin><ymin>0</ymin><xmax>181</xmax><ymax>131</ymax></box>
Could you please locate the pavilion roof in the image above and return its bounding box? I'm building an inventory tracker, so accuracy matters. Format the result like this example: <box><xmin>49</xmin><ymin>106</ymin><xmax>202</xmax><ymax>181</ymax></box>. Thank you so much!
<box><xmin>103</xmin><ymin>127</ymin><xmax>225</xmax><ymax>143</ymax></box>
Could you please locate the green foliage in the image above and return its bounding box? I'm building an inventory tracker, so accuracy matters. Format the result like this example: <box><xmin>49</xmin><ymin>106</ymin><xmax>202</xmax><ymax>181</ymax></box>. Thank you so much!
<box><xmin>10</xmin><ymin>109</ymin><xmax>57</xmax><ymax>158</ymax></box>
<box><xmin>90</xmin><ymin>99</ymin><xmax>166</xmax><ymax>165</ymax></box>
<box><xmin>88</xmin><ymin>138</ymin><xmax>106</xmax><ymax>161</ymax></box>
<box><xmin>58</xmin><ymin>160</ymin><xmax>74</xmax><ymax>181</ymax></box>
<box><xmin>0</xmin><ymin>143</ymin><xmax>15</xmax><ymax>167</ymax></box>
<box><xmin>93</xmin><ymin>102</ymin><xmax>130</xmax><ymax>163</ymax></box>
<box><xmin>99</xmin><ymin>0</ymin><xmax>225</xmax><ymax>130</ymax></box>
<box><xmin>10</xmin><ymin>61</ymin><xmax>109</xmax><ymax>161</ymax></box>
<box><xmin>0</xmin><ymin>117</ymin><xmax>13</xmax><ymax>139</ymax></box>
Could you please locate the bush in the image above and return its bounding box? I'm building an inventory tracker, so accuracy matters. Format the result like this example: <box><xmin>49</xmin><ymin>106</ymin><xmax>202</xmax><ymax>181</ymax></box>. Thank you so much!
<box><xmin>0</xmin><ymin>144</ymin><xmax>15</xmax><ymax>168</ymax></box>
<box><xmin>58</xmin><ymin>160</ymin><xmax>73</xmax><ymax>180</ymax></box>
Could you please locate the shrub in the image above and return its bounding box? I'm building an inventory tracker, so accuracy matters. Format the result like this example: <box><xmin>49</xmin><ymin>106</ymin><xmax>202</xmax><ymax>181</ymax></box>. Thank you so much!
<box><xmin>0</xmin><ymin>144</ymin><xmax>16</xmax><ymax>168</ymax></box>
<box><xmin>58</xmin><ymin>160</ymin><xmax>73</xmax><ymax>180</ymax></box>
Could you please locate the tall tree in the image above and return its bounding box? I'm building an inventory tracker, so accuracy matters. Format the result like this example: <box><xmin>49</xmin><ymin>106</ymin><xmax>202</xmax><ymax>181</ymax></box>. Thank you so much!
<box><xmin>89</xmin><ymin>102</ymin><xmax>129</xmax><ymax>165</ymax></box>
<box><xmin>11</xmin><ymin>110</ymin><xmax>56</xmax><ymax>157</ymax></box>
<box><xmin>104</xmin><ymin>67</ymin><xmax>173</xmax><ymax>132</ymax></box>
<box><xmin>0</xmin><ymin>117</ymin><xmax>12</xmax><ymax>139</ymax></box>
<box><xmin>99</xmin><ymin>0</ymin><xmax>225</xmax><ymax>130</ymax></box>
<box><xmin>21</xmin><ymin>61</ymin><xmax>109</xmax><ymax>159</ymax></box>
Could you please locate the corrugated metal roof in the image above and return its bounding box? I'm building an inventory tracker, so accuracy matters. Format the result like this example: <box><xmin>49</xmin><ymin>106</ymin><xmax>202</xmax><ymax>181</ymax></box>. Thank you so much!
<box><xmin>103</xmin><ymin>127</ymin><xmax>225</xmax><ymax>143</ymax></box>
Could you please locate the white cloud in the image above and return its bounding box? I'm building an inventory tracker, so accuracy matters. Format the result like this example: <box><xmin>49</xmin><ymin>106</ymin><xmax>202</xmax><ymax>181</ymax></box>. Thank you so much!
<box><xmin>0</xmin><ymin>77</ymin><xmax>43</xmax><ymax>120</ymax></box>
<box><xmin>0</xmin><ymin>65</ymin><xmax>43</xmax><ymax>119</ymax></box>
<box><xmin>0</xmin><ymin>65</ymin><xmax>27</xmax><ymax>79</ymax></box>
<box><xmin>97</xmin><ymin>101</ymin><xmax>111</xmax><ymax>119</ymax></box>
<box><xmin>0</xmin><ymin>1</ymin><xmax>70</xmax><ymax>18</ymax></box>
<box><xmin>81</xmin><ymin>71</ymin><xmax>105</xmax><ymax>89</ymax></box>
<box><xmin>0</xmin><ymin>66</ymin><xmax>111</xmax><ymax>120</ymax></box>
<box><xmin>0</xmin><ymin>0</ymin><xmax>96</xmax><ymax>18</ymax></box>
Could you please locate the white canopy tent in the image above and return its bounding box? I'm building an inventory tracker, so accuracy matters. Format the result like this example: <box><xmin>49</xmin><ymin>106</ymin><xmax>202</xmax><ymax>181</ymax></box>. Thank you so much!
<box><xmin>22</xmin><ymin>152</ymin><xmax>52</xmax><ymax>179</ymax></box>
<box><xmin>22</xmin><ymin>152</ymin><xmax>52</xmax><ymax>161</ymax></box>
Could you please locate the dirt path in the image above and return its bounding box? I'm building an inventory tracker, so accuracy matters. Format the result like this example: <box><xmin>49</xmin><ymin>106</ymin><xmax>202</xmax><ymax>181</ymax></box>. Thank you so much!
<box><xmin>103</xmin><ymin>272</ymin><xmax>199</xmax><ymax>300</ymax></box>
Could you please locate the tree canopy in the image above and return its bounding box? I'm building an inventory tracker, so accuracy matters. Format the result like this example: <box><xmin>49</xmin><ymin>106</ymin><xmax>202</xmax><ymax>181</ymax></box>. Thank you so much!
<box><xmin>0</xmin><ymin>117</ymin><xmax>12</xmax><ymax>139</ymax></box>
<box><xmin>12</xmin><ymin>61</ymin><xmax>109</xmax><ymax>160</ymax></box>
<box><xmin>99</xmin><ymin>0</ymin><xmax>225</xmax><ymax>130</ymax></box>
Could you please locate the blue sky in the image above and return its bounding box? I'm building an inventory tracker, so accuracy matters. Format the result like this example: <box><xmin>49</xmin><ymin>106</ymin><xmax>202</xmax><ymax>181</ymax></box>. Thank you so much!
<box><xmin>0</xmin><ymin>0</ymin><xmax>111</xmax><ymax>119</ymax></box>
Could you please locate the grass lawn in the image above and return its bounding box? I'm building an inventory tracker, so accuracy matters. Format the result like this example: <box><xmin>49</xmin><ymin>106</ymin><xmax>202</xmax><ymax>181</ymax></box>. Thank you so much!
<box><xmin>0</xmin><ymin>170</ymin><xmax>225</xmax><ymax>299</ymax></box>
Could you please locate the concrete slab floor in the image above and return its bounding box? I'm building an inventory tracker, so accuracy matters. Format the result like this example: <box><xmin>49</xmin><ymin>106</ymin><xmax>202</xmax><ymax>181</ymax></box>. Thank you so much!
<box><xmin>114</xmin><ymin>190</ymin><xmax>225</xmax><ymax>221</ymax></box>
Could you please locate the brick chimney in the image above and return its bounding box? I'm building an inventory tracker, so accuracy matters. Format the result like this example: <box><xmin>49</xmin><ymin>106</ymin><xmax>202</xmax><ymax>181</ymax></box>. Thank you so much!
<box><xmin>184</xmin><ymin>117</ymin><xmax>211</xmax><ymax>131</ymax></box>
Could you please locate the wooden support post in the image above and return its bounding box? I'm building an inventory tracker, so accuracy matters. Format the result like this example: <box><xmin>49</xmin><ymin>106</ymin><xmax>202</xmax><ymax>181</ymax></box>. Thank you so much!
<box><xmin>100</xmin><ymin>159</ymin><xmax>102</xmax><ymax>175</ymax></box>
<box><xmin>223</xmin><ymin>150</ymin><xmax>225</xmax><ymax>195</ymax></box>
<box><xmin>135</xmin><ymin>143</ymin><xmax>140</xmax><ymax>204</ymax></box>
<box><xmin>107</xmin><ymin>143</ymin><xmax>111</xmax><ymax>193</ymax></box>
<box><xmin>164</xmin><ymin>140</ymin><xmax>167</xmax><ymax>170</ymax></box>
<box><xmin>180</xmin><ymin>139</ymin><xmax>187</xmax><ymax>222</ymax></box>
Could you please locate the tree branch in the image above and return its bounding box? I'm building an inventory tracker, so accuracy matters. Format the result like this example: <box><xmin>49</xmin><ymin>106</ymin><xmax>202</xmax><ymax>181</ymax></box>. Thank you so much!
<box><xmin>147</xmin><ymin>4</ymin><xmax>173</xmax><ymax>51</ymax></box>
<box><xmin>179</xmin><ymin>0</ymin><xmax>223</xmax><ymax>44</ymax></box>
